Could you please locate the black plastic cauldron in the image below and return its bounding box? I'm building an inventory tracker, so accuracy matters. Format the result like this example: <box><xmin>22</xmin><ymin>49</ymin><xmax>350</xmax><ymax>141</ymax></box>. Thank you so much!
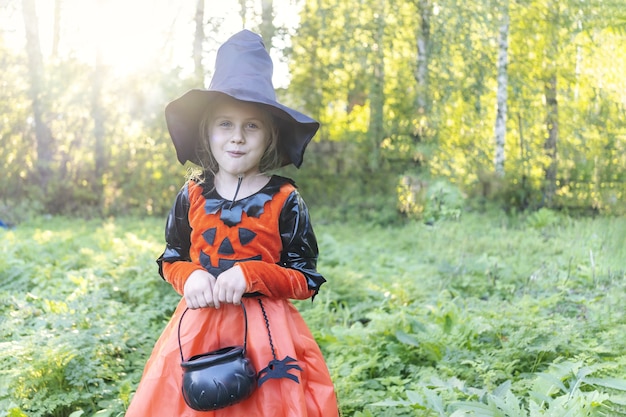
<box><xmin>177</xmin><ymin>304</ymin><xmax>257</xmax><ymax>411</ymax></box>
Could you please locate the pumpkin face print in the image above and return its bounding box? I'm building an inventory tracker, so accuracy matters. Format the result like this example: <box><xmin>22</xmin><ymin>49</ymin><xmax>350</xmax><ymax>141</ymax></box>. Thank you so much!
<box><xmin>199</xmin><ymin>225</ymin><xmax>262</xmax><ymax>276</ymax></box>
<box><xmin>187</xmin><ymin>180</ymin><xmax>290</xmax><ymax>278</ymax></box>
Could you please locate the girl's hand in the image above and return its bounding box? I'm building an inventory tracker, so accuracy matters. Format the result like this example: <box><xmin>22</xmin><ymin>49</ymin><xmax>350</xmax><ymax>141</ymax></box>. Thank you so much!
<box><xmin>212</xmin><ymin>265</ymin><xmax>247</xmax><ymax>309</ymax></box>
<box><xmin>183</xmin><ymin>270</ymin><xmax>217</xmax><ymax>309</ymax></box>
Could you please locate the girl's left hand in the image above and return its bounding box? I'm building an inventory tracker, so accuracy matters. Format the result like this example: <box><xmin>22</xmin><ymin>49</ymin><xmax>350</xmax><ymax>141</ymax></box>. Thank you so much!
<box><xmin>212</xmin><ymin>265</ymin><xmax>247</xmax><ymax>308</ymax></box>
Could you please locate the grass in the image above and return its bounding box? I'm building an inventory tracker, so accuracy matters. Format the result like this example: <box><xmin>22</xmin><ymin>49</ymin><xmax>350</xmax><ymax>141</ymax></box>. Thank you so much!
<box><xmin>1</xmin><ymin>211</ymin><xmax>625</xmax><ymax>416</ymax></box>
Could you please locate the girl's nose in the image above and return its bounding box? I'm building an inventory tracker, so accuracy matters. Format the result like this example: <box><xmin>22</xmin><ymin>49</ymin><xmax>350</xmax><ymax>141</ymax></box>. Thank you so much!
<box><xmin>231</xmin><ymin>126</ymin><xmax>245</xmax><ymax>143</ymax></box>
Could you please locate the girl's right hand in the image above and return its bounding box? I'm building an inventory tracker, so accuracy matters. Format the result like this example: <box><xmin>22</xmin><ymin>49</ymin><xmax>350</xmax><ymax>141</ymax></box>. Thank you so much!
<box><xmin>183</xmin><ymin>270</ymin><xmax>217</xmax><ymax>309</ymax></box>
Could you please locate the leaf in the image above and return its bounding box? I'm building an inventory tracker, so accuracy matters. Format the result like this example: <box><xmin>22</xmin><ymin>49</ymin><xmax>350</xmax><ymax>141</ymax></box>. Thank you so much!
<box><xmin>443</xmin><ymin>314</ymin><xmax>454</xmax><ymax>333</ymax></box>
<box><xmin>69</xmin><ymin>411</ymin><xmax>85</xmax><ymax>417</ymax></box>
<box><xmin>421</xmin><ymin>388</ymin><xmax>446</xmax><ymax>414</ymax></box>
<box><xmin>451</xmin><ymin>401</ymin><xmax>500</xmax><ymax>417</ymax></box>
<box><xmin>488</xmin><ymin>390</ymin><xmax>525</xmax><ymax>417</ymax></box>
<box><xmin>493</xmin><ymin>380</ymin><xmax>512</xmax><ymax>397</ymax></box>
<box><xmin>535</xmin><ymin>372</ymin><xmax>569</xmax><ymax>394</ymax></box>
<box><xmin>585</xmin><ymin>377</ymin><xmax>626</xmax><ymax>391</ymax></box>
<box><xmin>608</xmin><ymin>394</ymin><xmax>626</xmax><ymax>406</ymax></box>
<box><xmin>395</xmin><ymin>330</ymin><xmax>420</xmax><ymax>347</ymax></box>
<box><xmin>406</xmin><ymin>390</ymin><xmax>423</xmax><ymax>404</ymax></box>
<box><xmin>409</xmin><ymin>318</ymin><xmax>428</xmax><ymax>333</ymax></box>
<box><xmin>529</xmin><ymin>389</ymin><xmax>554</xmax><ymax>406</ymax></box>
<box><xmin>370</xmin><ymin>399</ymin><xmax>410</xmax><ymax>407</ymax></box>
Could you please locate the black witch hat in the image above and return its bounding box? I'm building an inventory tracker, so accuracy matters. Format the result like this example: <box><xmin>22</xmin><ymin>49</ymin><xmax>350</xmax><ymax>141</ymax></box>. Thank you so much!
<box><xmin>164</xmin><ymin>30</ymin><xmax>319</xmax><ymax>168</ymax></box>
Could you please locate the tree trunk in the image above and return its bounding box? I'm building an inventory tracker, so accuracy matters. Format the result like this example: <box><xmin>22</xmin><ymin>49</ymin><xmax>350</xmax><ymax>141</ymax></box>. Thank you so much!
<box><xmin>494</xmin><ymin>0</ymin><xmax>509</xmax><ymax>176</ymax></box>
<box><xmin>414</xmin><ymin>0</ymin><xmax>431</xmax><ymax>116</ymax></box>
<box><xmin>368</xmin><ymin>0</ymin><xmax>385</xmax><ymax>171</ymax></box>
<box><xmin>194</xmin><ymin>0</ymin><xmax>205</xmax><ymax>84</ymax></box>
<box><xmin>238</xmin><ymin>0</ymin><xmax>247</xmax><ymax>27</ymax></box>
<box><xmin>542</xmin><ymin>2</ymin><xmax>560</xmax><ymax>207</ymax></box>
<box><xmin>22</xmin><ymin>0</ymin><xmax>54</xmax><ymax>195</ymax></box>
<box><xmin>543</xmin><ymin>74</ymin><xmax>558</xmax><ymax>207</ymax></box>
<box><xmin>52</xmin><ymin>0</ymin><xmax>61</xmax><ymax>58</ymax></box>
<box><xmin>259</xmin><ymin>0</ymin><xmax>274</xmax><ymax>51</ymax></box>
<box><xmin>92</xmin><ymin>49</ymin><xmax>106</xmax><ymax>211</ymax></box>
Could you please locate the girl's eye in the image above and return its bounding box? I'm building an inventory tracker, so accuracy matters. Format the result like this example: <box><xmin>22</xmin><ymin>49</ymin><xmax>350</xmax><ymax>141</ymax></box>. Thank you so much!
<box><xmin>246</xmin><ymin>122</ymin><xmax>259</xmax><ymax>129</ymax></box>
<box><xmin>219</xmin><ymin>120</ymin><xmax>232</xmax><ymax>128</ymax></box>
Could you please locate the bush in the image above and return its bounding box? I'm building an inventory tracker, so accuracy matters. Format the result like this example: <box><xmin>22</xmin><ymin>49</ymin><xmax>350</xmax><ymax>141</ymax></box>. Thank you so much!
<box><xmin>397</xmin><ymin>175</ymin><xmax>464</xmax><ymax>223</ymax></box>
<box><xmin>2</xmin><ymin>215</ymin><xmax>625</xmax><ymax>416</ymax></box>
<box><xmin>0</xmin><ymin>217</ymin><xmax>177</xmax><ymax>417</ymax></box>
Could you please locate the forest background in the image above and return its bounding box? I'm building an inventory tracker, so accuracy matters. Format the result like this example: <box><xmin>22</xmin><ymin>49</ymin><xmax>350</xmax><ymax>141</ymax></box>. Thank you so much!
<box><xmin>1</xmin><ymin>0</ymin><xmax>626</xmax><ymax>416</ymax></box>
<box><xmin>1</xmin><ymin>0</ymin><xmax>625</xmax><ymax>221</ymax></box>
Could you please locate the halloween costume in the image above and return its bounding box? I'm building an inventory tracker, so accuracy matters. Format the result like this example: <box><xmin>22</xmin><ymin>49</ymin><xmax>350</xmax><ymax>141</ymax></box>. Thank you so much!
<box><xmin>125</xmin><ymin>177</ymin><xmax>338</xmax><ymax>416</ymax></box>
<box><xmin>126</xmin><ymin>30</ymin><xmax>339</xmax><ymax>416</ymax></box>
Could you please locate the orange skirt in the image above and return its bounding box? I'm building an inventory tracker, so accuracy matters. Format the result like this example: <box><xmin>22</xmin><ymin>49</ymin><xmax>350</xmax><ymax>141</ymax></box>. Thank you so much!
<box><xmin>126</xmin><ymin>297</ymin><xmax>339</xmax><ymax>417</ymax></box>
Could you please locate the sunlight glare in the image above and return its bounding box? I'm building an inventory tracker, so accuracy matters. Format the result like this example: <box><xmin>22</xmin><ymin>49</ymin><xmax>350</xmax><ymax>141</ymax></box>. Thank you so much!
<box><xmin>0</xmin><ymin>0</ymin><xmax>190</xmax><ymax>75</ymax></box>
<box><xmin>4</xmin><ymin>0</ymin><xmax>298</xmax><ymax>86</ymax></box>
<box><xmin>46</xmin><ymin>0</ymin><xmax>210</xmax><ymax>76</ymax></box>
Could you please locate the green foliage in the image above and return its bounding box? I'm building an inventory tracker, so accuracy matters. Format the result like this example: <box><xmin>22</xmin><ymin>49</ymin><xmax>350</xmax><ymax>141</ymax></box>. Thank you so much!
<box><xmin>3</xmin><ymin>0</ymin><xmax>626</xmax><ymax>218</ymax></box>
<box><xmin>0</xmin><ymin>38</ymin><xmax>194</xmax><ymax>219</ymax></box>
<box><xmin>397</xmin><ymin>176</ymin><xmax>465</xmax><ymax>223</ymax></box>
<box><xmin>289</xmin><ymin>0</ymin><xmax>626</xmax><ymax>216</ymax></box>
<box><xmin>524</xmin><ymin>208</ymin><xmax>561</xmax><ymax>230</ymax></box>
<box><xmin>0</xmin><ymin>217</ymin><xmax>178</xmax><ymax>416</ymax></box>
<box><xmin>281</xmin><ymin>164</ymin><xmax>405</xmax><ymax>227</ymax></box>
<box><xmin>1</xmin><ymin>215</ymin><xmax>624</xmax><ymax>416</ymax></box>
<box><xmin>298</xmin><ymin>213</ymin><xmax>626</xmax><ymax>416</ymax></box>
<box><xmin>447</xmin><ymin>361</ymin><xmax>626</xmax><ymax>416</ymax></box>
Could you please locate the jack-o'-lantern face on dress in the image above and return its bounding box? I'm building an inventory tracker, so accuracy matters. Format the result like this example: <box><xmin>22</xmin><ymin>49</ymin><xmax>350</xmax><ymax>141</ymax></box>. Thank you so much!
<box><xmin>206</xmin><ymin>96</ymin><xmax>270</xmax><ymax>179</ymax></box>
<box><xmin>188</xmin><ymin>177</ymin><xmax>286</xmax><ymax>278</ymax></box>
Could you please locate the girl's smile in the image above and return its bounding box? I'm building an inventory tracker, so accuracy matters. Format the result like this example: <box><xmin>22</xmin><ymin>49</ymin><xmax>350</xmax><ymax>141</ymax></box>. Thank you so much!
<box><xmin>208</xmin><ymin>96</ymin><xmax>270</xmax><ymax>180</ymax></box>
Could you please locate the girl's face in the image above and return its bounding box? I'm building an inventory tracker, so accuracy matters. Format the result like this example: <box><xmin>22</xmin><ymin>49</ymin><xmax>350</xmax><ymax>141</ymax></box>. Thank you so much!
<box><xmin>207</xmin><ymin>97</ymin><xmax>270</xmax><ymax>179</ymax></box>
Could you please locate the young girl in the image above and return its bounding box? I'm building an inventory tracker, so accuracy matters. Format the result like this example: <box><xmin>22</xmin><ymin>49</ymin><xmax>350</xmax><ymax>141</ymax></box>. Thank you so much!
<box><xmin>125</xmin><ymin>30</ymin><xmax>339</xmax><ymax>416</ymax></box>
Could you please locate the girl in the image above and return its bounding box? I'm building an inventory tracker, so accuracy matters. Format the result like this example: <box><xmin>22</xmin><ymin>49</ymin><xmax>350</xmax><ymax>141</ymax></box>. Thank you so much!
<box><xmin>125</xmin><ymin>30</ymin><xmax>339</xmax><ymax>416</ymax></box>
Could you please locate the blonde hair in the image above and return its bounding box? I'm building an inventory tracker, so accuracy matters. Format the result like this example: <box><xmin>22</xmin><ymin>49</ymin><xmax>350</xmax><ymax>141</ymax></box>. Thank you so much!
<box><xmin>193</xmin><ymin>96</ymin><xmax>282</xmax><ymax>181</ymax></box>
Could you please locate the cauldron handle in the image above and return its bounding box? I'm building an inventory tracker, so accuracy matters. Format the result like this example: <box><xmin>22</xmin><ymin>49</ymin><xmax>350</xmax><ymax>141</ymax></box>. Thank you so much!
<box><xmin>177</xmin><ymin>302</ymin><xmax>249</xmax><ymax>363</ymax></box>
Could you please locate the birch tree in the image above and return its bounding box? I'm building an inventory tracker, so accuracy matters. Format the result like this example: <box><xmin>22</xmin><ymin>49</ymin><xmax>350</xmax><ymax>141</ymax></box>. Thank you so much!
<box><xmin>542</xmin><ymin>1</ymin><xmax>560</xmax><ymax>207</ymax></box>
<box><xmin>407</xmin><ymin>0</ymin><xmax>432</xmax><ymax>146</ymax></box>
<box><xmin>494</xmin><ymin>0</ymin><xmax>509</xmax><ymax>176</ymax></box>
<box><xmin>367</xmin><ymin>0</ymin><xmax>385</xmax><ymax>170</ymax></box>
<box><xmin>414</xmin><ymin>0</ymin><xmax>431</xmax><ymax>119</ymax></box>
<box><xmin>259</xmin><ymin>0</ymin><xmax>275</xmax><ymax>50</ymax></box>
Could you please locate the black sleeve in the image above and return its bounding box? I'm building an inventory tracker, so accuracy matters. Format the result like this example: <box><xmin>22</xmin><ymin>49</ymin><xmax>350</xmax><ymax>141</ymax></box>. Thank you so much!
<box><xmin>278</xmin><ymin>189</ymin><xmax>326</xmax><ymax>294</ymax></box>
<box><xmin>156</xmin><ymin>183</ymin><xmax>192</xmax><ymax>279</ymax></box>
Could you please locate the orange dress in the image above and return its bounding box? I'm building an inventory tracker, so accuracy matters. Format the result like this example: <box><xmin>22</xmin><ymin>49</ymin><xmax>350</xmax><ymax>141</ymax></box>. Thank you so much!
<box><xmin>126</xmin><ymin>176</ymin><xmax>338</xmax><ymax>417</ymax></box>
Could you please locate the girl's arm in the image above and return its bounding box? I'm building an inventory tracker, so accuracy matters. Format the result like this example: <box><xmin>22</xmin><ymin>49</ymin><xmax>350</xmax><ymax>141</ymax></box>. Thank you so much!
<box><xmin>237</xmin><ymin>189</ymin><xmax>326</xmax><ymax>300</ymax></box>
<box><xmin>156</xmin><ymin>183</ymin><xmax>205</xmax><ymax>295</ymax></box>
